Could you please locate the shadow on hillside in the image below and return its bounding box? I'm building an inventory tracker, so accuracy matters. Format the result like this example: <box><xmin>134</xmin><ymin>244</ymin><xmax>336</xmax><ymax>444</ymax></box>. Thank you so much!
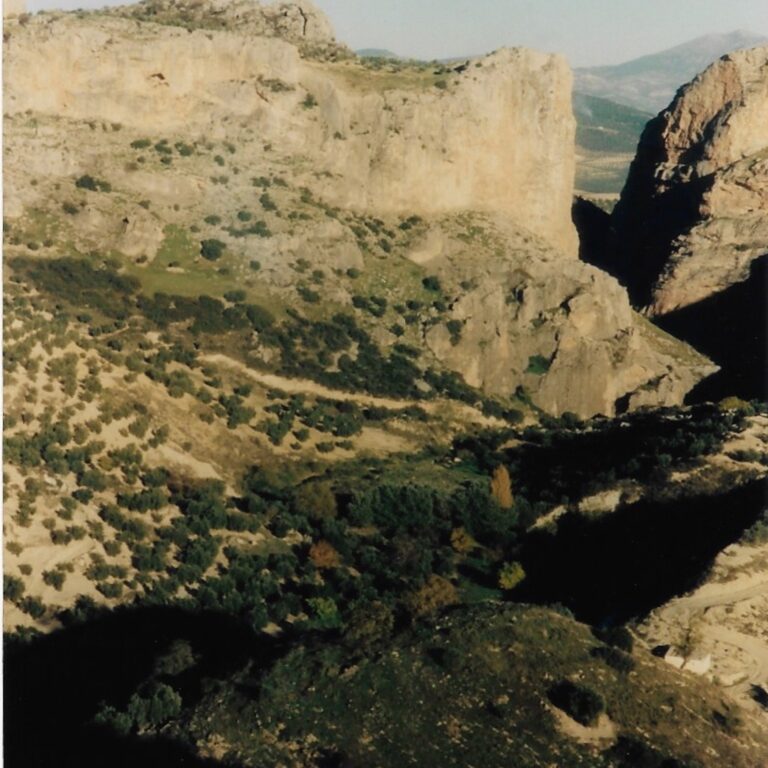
<box><xmin>572</xmin><ymin>197</ymin><xmax>619</xmax><ymax>278</ymax></box>
<box><xmin>516</xmin><ymin>478</ymin><xmax>767</xmax><ymax>625</ymax></box>
<box><xmin>3</xmin><ymin>606</ymin><xmax>281</xmax><ymax>768</ymax></box>
<box><xmin>657</xmin><ymin>254</ymin><xmax>768</xmax><ymax>403</ymax></box>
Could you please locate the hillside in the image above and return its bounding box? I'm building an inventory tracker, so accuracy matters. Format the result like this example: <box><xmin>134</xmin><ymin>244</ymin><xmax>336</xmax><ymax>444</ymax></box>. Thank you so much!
<box><xmin>356</xmin><ymin>47</ymin><xmax>400</xmax><ymax>59</ymax></box>
<box><xmin>575</xmin><ymin>30</ymin><xmax>768</xmax><ymax>113</ymax></box>
<box><xmin>3</xmin><ymin>3</ymin><xmax>767</xmax><ymax>767</ymax></box>
<box><xmin>573</xmin><ymin>93</ymin><xmax>652</xmax><ymax>195</ymax></box>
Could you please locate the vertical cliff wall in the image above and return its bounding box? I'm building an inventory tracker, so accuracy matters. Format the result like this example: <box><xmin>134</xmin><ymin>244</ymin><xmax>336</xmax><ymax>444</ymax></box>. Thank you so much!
<box><xmin>4</xmin><ymin>10</ymin><xmax>577</xmax><ymax>256</ymax></box>
<box><xmin>612</xmin><ymin>46</ymin><xmax>768</xmax><ymax>314</ymax></box>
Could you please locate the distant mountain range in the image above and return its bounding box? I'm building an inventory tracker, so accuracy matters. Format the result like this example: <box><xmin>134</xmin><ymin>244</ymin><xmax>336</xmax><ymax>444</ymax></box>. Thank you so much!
<box><xmin>356</xmin><ymin>48</ymin><xmax>400</xmax><ymax>59</ymax></box>
<box><xmin>574</xmin><ymin>30</ymin><xmax>768</xmax><ymax>113</ymax></box>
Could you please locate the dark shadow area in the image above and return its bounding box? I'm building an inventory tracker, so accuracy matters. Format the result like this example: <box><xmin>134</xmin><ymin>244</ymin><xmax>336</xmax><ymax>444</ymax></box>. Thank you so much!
<box><xmin>751</xmin><ymin>684</ymin><xmax>768</xmax><ymax>711</ymax></box>
<box><xmin>610</xmin><ymin>115</ymin><xmax>714</xmax><ymax>307</ymax></box>
<box><xmin>500</xmin><ymin>404</ymin><xmax>736</xmax><ymax>507</ymax></box>
<box><xmin>656</xmin><ymin>254</ymin><xmax>768</xmax><ymax>403</ymax></box>
<box><xmin>4</xmin><ymin>606</ymin><xmax>281</xmax><ymax>768</ymax></box>
<box><xmin>516</xmin><ymin>478</ymin><xmax>767</xmax><ymax>625</ymax></box>
<box><xmin>572</xmin><ymin>197</ymin><xmax>619</xmax><ymax>278</ymax></box>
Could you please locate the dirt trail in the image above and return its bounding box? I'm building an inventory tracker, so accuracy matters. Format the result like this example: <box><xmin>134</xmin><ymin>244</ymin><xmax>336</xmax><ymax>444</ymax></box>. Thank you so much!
<box><xmin>201</xmin><ymin>353</ymin><xmax>503</xmax><ymax>425</ymax></box>
<box><xmin>203</xmin><ymin>354</ymin><xmax>426</xmax><ymax>408</ymax></box>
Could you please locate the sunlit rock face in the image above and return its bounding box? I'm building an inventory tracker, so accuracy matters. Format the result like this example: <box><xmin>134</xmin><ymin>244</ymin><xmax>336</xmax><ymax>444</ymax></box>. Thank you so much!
<box><xmin>613</xmin><ymin>46</ymin><xmax>768</xmax><ymax>315</ymax></box>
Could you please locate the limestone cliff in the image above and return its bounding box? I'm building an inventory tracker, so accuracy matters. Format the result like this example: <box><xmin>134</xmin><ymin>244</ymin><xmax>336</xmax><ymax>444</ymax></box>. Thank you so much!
<box><xmin>2</xmin><ymin>0</ymin><xmax>26</xmax><ymax>17</ymax></box>
<box><xmin>2</xmin><ymin>2</ymin><xmax>715</xmax><ymax>416</ymax></box>
<box><xmin>415</xmin><ymin>216</ymin><xmax>713</xmax><ymax>417</ymax></box>
<box><xmin>3</xmin><ymin>10</ymin><xmax>577</xmax><ymax>256</ymax></box>
<box><xmin>613</xmin><ymin>46</ymin><xmax>768</xmax><ymax>314</ymax></box>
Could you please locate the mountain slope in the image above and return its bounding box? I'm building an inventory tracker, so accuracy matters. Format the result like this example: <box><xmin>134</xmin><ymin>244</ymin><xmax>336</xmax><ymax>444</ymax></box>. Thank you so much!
<box><xmin>574</xmin><ymin>93</ymin><xmax>652</xmax><ymax>154</ymax></box>
<box><xmin>356</xmin><ymin>47</ymin><xmax>400</xmax><ymax>59</ymax></box>
<box><xmin>573</xmin><ymin>93</ymin><xmax>653</xmax><ymax>194</ymax></box>
<box><xmin>575</xmin><ymin>30</ymin><xmax>768</xmax><ymax>112</ymax></box>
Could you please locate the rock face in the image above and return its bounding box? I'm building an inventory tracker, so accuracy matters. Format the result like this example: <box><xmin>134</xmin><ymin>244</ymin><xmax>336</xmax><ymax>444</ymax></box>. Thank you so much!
<box><xmin>113</xmin><ymin>0</ymin><xmax>337</xmax><ymax>46</ymax></box>
<box><xmin>3</xmin><ymin>0</ymin><xmax>26</xmax><ymax>17</ymax></box>
<box><xmin>2</xmin><ymin>1</ymin><xmax>716</xmax><ymax>416</ymax></box>
<box><xmin>3</xmin><ymin>11</ymin><xmax>577</xmax><ymax>256</ymax></box>
<box><xmin>417</xmin><ymin>216</ymin><xmax>714</xmax><ymax>417</ymax></box>
<box><xmin>613</xmin><ymin>47</ymin><xmax>768</xmax><ymax>314</ymax></box>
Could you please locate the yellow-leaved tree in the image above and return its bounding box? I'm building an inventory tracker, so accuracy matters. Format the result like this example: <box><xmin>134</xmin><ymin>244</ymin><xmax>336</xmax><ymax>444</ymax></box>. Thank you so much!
<box><xmin>498</xmin><ymin>561</ymin><xmax>526</xmax><ymax>591</ymax></box>
<box><xmin>490</xmin><ymin>465</ymin><xmax>514</xmax><ymax>509</ymax></box>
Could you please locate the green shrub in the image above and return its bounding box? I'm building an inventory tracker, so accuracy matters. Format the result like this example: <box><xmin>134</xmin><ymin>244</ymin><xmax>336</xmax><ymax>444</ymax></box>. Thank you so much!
<box><xmin>591</xmin><ymin>645</ymin><xmax>635</xmax><ymax>674</ymax></box>
<box><xmin>200</xmin><ymin>239</ymin><xmax>226</xmax><ymax>261</ymax></box>
<box><xmin>547</xmin><ymin>680</ymin><xmax>605</xmax><ymax>726</ymax></box>
<box><xmin>298</xmin><ymin>286</ymin><xmax>321</xmax><ymax>303</ymax></box>
<box><xmin>117</xmin><ymin>487</ymin><xmax>167</xmax><ymax>512</ymax></box>
<box><xmin>104</xmin><ymin>539</ymin><xmax>122</xmax><ymax>556</ymax></box>
<box><xmin>446</xmin><ymin>319</ymin><xmax>463</xmax><ymax>345</ymax></box>
<box><xmin>422</xmin><ymin>276</ymin><xmax>441</xmax><ymax>292</ymax></box>
<box><xmin>260</xmin><ymin>193</ymin><xmax>277</xmax><ymax>211</ymax></box>
<box><xmin>4</xmin><ymin>575</ymin><xmax>25</xmax><ymax>603</ymax></box>
<box><xmin>42</xmin><ymin>569</ymin><xmax>66</xmax><ymax>590</ymax></box>
<box><xmin>96</xmin><ymin>581</ymin><xmax>124</xmax><ymax>599</ymax></box>
<box><xmin>526</xmin><ymin>355</ymin><xmax>551</xmax><ymax>375</ymax></box>
<box><xmin>19</xmin><ymin>596</ymin><xmax>46</xmax><ymax>619</ymax></box>
<box><xmin>75</xmin><ymin>174</ymin><xmax>111</xmax><ymax>192</ymax></box>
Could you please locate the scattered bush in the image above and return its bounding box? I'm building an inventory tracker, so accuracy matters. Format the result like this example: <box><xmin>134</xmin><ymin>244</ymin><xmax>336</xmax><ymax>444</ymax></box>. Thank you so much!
<box><xmin>4</xmin><ymin>575</ymin><xmax>25</xmax><ymax>603</ymax></box>
<box><xmin>75</xmin><ymin>174</ymin><xmax>111</xmax><ymax>193</ymax></box>
<box><xmin>200</xmin><ymin>239</ymin><xmax>226</xmax><ymax>261</ymax></box>
<box><xmin>547</xmin><ymin>680</ymin><xmax>605</xmax><ymax>726</ymax></box>
<box><xmin>42</xmin><ymin>569</ymin><xmax>66</xmax><ymax>591</ymax></box>
<box><xmin>526</xmin><ymin>355</ymin><xmax>551</xmax><ymax>375</ymax></box>
<box><xmin>591</xmin><ymin>645</ymin><xmax>635</xmax><ymax>674</ymax></box>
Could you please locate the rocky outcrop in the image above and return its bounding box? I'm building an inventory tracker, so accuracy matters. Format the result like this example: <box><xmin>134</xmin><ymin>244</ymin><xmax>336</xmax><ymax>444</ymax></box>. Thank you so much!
<box><xmin>113</xmin><ymin>0</ymin><xmax>337</xmax><ymax>46</ymax></box>
<box><xmin>3</xmin><ymin>11</ymin><xmax>577</xmax><ymax>256</ymax></box>
<box><xmin>612</xmin><ymin>46</ymin><xmax>768</xmax><ymax>313</ymax></box>
<box><xmin>417</xmin><ymin>216</ymin><xmax>715</xmax><ymax>417</ymax></box>
<box><xmin>3</xmin><ymin>0</ymin><xmax>26</xmax><ymax>17</ymax></box>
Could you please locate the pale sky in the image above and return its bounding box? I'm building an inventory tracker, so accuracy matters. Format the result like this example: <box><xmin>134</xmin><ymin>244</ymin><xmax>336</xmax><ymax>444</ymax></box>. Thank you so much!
<box><xmin>23</xmin><ymin>0</ymin><xmax>768</xmax><ymax>67</ymax></box>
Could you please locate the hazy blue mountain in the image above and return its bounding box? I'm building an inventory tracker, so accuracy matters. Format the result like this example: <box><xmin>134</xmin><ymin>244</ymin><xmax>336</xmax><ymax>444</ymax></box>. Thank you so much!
<box><xmin>575</xmin><ymin>30</ymin><xmax>768</xmax><ymax>112</ymax></box>
<box><xmin>356</xmin><ymin>48</ymin><xmax>401</xmax><ymax>59</ymax></box>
